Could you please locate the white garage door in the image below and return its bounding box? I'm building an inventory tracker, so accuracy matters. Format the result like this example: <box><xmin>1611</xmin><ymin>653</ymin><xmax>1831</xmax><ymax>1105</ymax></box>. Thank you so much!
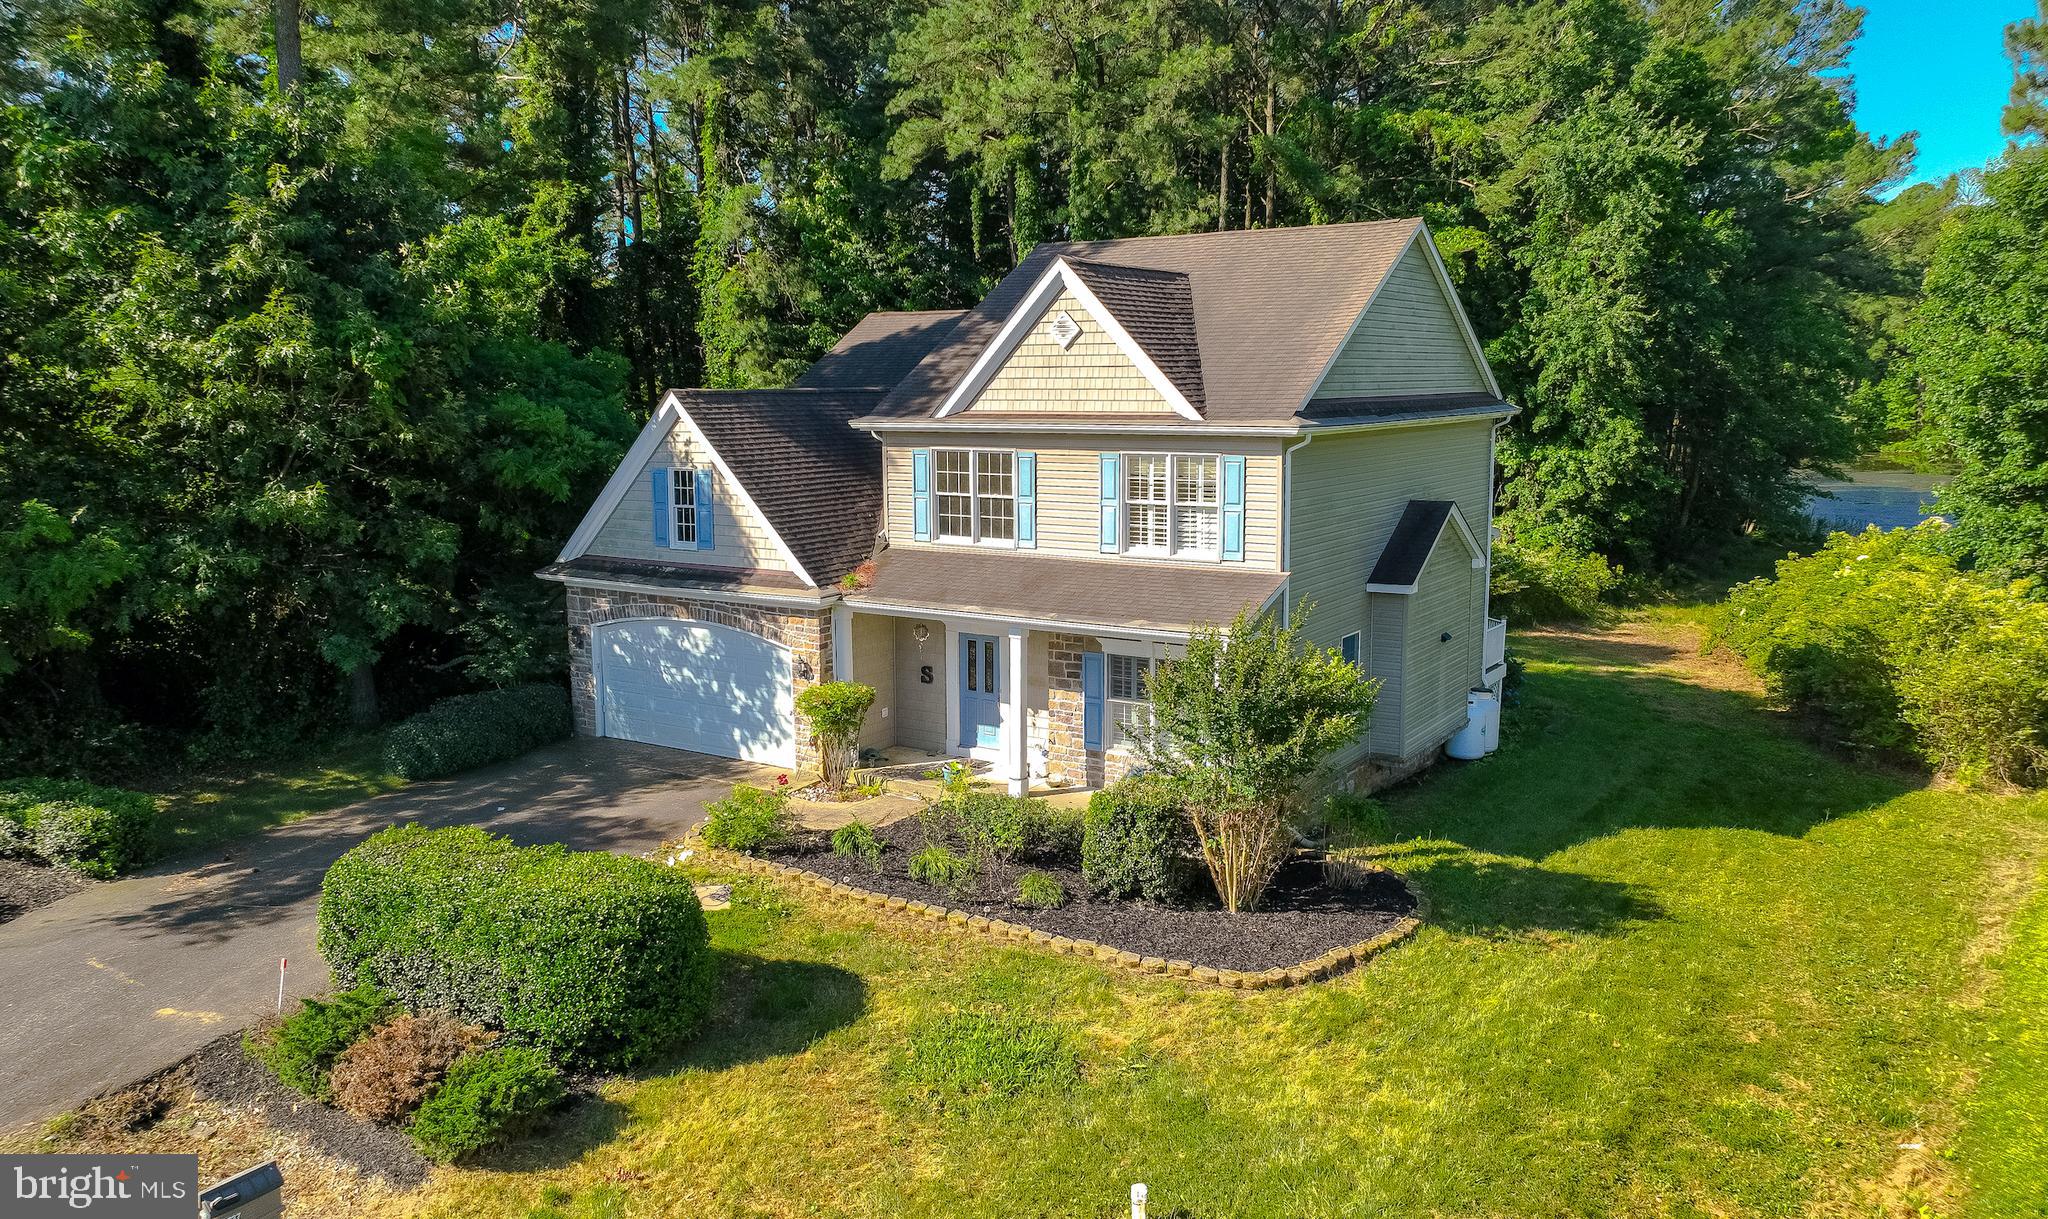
<box><xmin>594</xmin><ymin>619</ymin><xmax>796</xmax><ymax>766</ymax></box>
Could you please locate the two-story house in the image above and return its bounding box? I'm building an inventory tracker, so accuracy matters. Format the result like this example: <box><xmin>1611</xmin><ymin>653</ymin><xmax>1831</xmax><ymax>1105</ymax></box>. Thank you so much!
<box><xmin>543</xmin><ymin>219</ymin><xmax>1512</xmax><ymax>795</ymax></box>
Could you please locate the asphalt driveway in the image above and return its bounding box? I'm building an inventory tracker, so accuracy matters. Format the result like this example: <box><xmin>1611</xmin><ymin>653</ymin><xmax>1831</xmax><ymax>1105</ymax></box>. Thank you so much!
<box><xmin>0</xmin><ymin>739</ymin><xmax>775</xmax><ymax>1130</ymax></box>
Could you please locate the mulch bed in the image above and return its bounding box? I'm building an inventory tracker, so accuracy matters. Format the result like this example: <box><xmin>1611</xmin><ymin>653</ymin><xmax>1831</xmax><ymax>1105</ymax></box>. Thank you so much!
<box><xmin>760</xmin><ymin>818</ymin><xmax>1415</xmax><ymax>974</ymax></box>
<box><xmin>187</xmin><ymin>1033</ymin><xmax>431</xmax><ymax>1188</ymax></box>
<box><xmin>0</xmin><ymin>856</ymin><xmax>90</xmax><ymax>925</ymax></box>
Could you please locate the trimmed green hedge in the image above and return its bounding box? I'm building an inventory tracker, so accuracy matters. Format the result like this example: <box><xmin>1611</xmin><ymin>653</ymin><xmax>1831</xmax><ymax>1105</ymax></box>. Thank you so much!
<box><xmin>317</xmin><ymin>825</ymin><xmax>715</xmax><ymax>1064</ymax></box>
<box><xmin>1081</xmin><ymin>772</ymin><xmax>1193</xmax><ymax>903</ymax></box>
<box><xmin>409</xmin><ymin>1044</ymin><xmax>564</xmax><ymax>1163</ymax></box>
<box><xmin>0</xmin><ymin>777</ymin><xmax>156</xmax><ymax>878</ymax></box>
<box><xmin>382</xmin><ymin>685</ymin><xmax>571</xmax><ymax>780</ymax></box>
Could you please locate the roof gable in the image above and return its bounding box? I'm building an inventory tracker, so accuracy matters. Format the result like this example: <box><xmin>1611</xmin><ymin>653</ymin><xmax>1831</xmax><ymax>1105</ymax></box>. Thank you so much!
<box><xmin>871</xmin><ymin>219</ymin><xmax>1429</xmax><ymax>427</ymax></box>
<box><xmin>936</xmin><ymin>257</ymin><xmax>1203</xmax><ymax>421</ymax></box>
<box><xmin>1308</xmin><ymin>234</ymin><xmax>1499</xmax><ymax>403</ymax></box>
<box><xmin>558</xmin><ymin>389</ymin><xmax>885</xmax><ymax>587</ymax></box>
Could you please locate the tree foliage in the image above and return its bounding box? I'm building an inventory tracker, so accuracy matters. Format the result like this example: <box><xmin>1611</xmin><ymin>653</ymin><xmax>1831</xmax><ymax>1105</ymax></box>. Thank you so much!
<box><xmin>0</xmin><ymin>0</ymin><xmax>1938</xmax><ymax>772</ymax></box>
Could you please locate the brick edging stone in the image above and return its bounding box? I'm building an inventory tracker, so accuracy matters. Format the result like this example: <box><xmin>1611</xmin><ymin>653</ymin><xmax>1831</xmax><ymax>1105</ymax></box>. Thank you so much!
<box><xmin>690</xmin><ymin>845</ymin><xmax>1426</xmax><ymax>990</ymax></box>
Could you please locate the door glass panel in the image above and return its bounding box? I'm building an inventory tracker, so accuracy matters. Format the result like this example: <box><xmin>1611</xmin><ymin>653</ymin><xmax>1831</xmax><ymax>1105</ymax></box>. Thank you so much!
<box><xmin>966</xmin><ymin>638</ymin><xmax>977</xmax><ymax>691</ymax></box>
<box><xmin>982</xmin><ymin>641</ymin><xmax>996</xmax><ymax>693</ymax></box>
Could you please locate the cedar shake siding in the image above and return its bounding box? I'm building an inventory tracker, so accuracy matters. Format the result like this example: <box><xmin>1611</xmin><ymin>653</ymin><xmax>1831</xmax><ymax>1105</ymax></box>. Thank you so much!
<box><xmin>962</xmin><ymin>290</ymin><xmax>1179</xmax><ymax>415</ymax></box>
<box><xmin>589</xmin><ymin>416</ymin><xmax>792</xmax><ymax>572</ymax></box>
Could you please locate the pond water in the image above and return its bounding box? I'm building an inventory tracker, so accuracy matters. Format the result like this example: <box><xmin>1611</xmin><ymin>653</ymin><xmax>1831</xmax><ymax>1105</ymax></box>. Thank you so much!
<box><xmin>1802</xmin><ymin>469</ymin><xmax>1952</xmax><ymax>533</ymax></box>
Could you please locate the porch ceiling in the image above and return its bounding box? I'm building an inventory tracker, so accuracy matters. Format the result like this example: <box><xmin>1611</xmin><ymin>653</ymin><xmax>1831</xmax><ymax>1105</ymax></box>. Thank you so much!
<box><xmin>843</xmin><ymin>547</ymin><xmax>1286</xmax><ymax>635</ymax></box>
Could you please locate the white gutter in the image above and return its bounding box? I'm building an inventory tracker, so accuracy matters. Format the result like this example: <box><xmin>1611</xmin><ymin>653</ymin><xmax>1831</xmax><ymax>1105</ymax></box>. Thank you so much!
<box><xmin>837</xmin><ymin>597</ymin><xmax>1194</xmax><ymax>644</ymax></box>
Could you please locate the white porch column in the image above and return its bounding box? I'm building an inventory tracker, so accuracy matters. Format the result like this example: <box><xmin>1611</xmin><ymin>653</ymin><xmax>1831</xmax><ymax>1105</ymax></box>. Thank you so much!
<box><xmin>1004</xmin><ymin>627</ymin><xmax>1028</xmax><ymax>796</ymax></box>
<box><xmin>829</xmin><ymin>603</ymin><xmax>852</xmax><ymax>683</ymax></box>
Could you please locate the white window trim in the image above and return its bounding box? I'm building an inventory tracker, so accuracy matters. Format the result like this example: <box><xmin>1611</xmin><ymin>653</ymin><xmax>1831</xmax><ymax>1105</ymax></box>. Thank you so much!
<box><xmin>1120</xmin><ymin>451</ymin><xmax>1224</xmax><ymax>562</ymax></box>
<box><xmin>1106</xmin><ymin>651</ymin><xmax>1156</xmax><ymax>754</ymax></box>
<box><xmin>932</xmin><ymin>447</ymin><xmax>1019</xmax><ymax>548</ymax></box>
<box><xmin>1340</xmin><ymin>630</ymin><xmax>1362</xmax><ymax>666</ymax></box>
<box><xmin>670</xmin><ymin>465</ymin><xmax>699</xmax><ymax>548</ymax></box>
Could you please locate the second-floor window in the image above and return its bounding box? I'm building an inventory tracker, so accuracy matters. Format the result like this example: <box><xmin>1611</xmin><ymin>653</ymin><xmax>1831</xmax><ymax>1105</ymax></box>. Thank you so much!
<box><xmin>935</xmin><ymin>449</ymin><xmax>1015</xmax><ymax>544</ymax></box>
<box><xmin>1125</xmin><ymin>453</ymin><xmax>1219</xmax><ymax>559</ymax></box>
<box><xmin>672</xmin><ymin>466</ymin><xmax>699</xmax><ymax>546</ymax></box>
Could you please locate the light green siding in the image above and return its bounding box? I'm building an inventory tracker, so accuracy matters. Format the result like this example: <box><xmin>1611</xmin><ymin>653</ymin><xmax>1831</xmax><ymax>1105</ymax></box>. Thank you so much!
<box><xmin>1401</xmin><ymin>533</ymin><xmax>1484</xmax><ymax>756</ymax></box>
<box><xmin>1288</xmin><ymin>419</ymin><xmax>1493</xmax><ymax>764</ymax></box>
<box><xmin>883</xmin><ymin>433</ymin><xmax>1285</xmax><ymax>570</ymax></box>
<box><xmin>1312</xmin><ymin>246</ymin><xmax>1489</xmax><ymax>399</ymax></box>
<box><xmin>589</xmin><ymin>414</ymin><xmax>792</xmax><ymax>572</ymax></box>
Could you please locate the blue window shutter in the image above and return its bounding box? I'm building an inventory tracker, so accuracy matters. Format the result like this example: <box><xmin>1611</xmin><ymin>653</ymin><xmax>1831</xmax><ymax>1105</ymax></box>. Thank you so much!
<box><xmin>1081</xmin><ymin>651</ymin><xmax>1106</xmax><ymax>751</ymax></box>
<box><xmin>1098</xmin><ymin>454</ymin><xmax>1120</xmax><ymax>552</ymax></box>
<box><xmin>650</xmin><ymin>468</ymin><xmax>671</xmax><ymax>548</ymax></box>
<box><xmin>1017</xmin><ymin>452</ymin><xmax>1037</xmax><ymax>547</ymax></box>
<box><xmin>1221</xmin><ymin>455</ymin><xmax>1246</xmax><ymax>561</ymax></box>
<box><xmin>695</xmin><ymin>468</ymin><xmax>715</xmax><ymax>550</ymax></box>
<box><xmin>912</xmin><ymin>449</ymin><xmax>932</xmax><ymax>541</ymax></box>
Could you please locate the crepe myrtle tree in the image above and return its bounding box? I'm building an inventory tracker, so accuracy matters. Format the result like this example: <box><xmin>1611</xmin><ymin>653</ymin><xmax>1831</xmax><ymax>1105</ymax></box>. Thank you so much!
<box><xmin>1129</xmin><ymin>607</ymin><xmax>1377</xmax><ymax>913</ymax></box>
<box><xmin>794</xmin><ymin>681</ymin><xmax>876</xmax><ymax>791</ymax></box>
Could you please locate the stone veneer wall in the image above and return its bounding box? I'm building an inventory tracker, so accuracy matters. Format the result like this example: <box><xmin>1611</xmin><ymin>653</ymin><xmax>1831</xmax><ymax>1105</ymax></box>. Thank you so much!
<box><xmin>566</xmin><ymin>585</ymin><xmax>832</xmax><ymax>774</ymax></box>
<box><xmin>1044</xmin><ymin>632</ymin><xmax>1141</xmax><ymax>790</ymax></box>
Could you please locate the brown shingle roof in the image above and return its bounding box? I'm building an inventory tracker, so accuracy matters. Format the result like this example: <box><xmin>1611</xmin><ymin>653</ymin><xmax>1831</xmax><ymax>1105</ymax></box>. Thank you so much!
<box><xmin>796</xmin><ymin>309</ymin><xmax>966</xmax><ymax>390</ymax></box>
<box><xmin>669</xmin><ymin>389</ymin><xmax>885</xmax><ymax>585</ymax></box>
<box><xmin>865</xmin><ymin>219</ymin><xmax>1427</xmax><ymax>427</ymax></box>
<box><xmin>1366</xmin><ymin>500</ymin><xmax>1458</xmax><ymax>590</ymax></box>
<box><xmin>1064</xmin><ymin>259</ymin><xmax>1204</xmax><ymax>411</ymax></box>
<box><xmin>844</xmin><ymin>547</ymin><xmax>1287</xmax><ymax>635</ymax></box>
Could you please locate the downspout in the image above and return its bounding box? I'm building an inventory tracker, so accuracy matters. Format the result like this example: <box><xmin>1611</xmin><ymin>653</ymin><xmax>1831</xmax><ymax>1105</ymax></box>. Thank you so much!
<box><xmin>1281</xmin><ymin>430</ymin><xmax>1315</xmax><ymax>624</ymax></box>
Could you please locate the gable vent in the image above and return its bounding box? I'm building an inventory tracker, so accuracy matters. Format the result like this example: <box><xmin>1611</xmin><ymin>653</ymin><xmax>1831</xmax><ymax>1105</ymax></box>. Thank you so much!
<box><xmin>1047</xmin><ymin>310</ymin><xmax>1081</xmax><ymax>350</ymax></box>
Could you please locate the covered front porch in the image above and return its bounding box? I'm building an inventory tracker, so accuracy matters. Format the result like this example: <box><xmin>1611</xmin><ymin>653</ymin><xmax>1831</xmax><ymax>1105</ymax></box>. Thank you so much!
<box><xmin>831</xmin><ymin>606</ymin><xmax>1171</xmax><ymax>796</ymax></box>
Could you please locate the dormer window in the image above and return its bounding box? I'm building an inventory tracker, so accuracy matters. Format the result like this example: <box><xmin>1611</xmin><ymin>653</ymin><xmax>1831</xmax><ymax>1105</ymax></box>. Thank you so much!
<box><xmin>1124</xmin><ymin>453</ymin><xmax>1219</xmax><ymax>559</ymax></box>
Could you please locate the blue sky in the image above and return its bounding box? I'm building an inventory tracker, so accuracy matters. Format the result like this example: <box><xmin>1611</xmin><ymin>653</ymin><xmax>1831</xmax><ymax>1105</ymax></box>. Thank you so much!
<box><xmin>1847</xmin><ymin>0</ymin><xmax>2035</xmax><ymax>188</ymax></box>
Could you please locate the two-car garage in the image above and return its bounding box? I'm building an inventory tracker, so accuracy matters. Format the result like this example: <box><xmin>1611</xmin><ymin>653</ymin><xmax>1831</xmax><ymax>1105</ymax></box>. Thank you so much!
<box><xmin>592</xmin><ymin>619</ymin><xmax>797</xmax><ymax>766</ymax></box>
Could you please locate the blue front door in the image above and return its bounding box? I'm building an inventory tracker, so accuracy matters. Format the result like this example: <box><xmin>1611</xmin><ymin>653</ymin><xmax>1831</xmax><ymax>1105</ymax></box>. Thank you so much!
<box><xmin>959</xmin><ymin>634</ymin><xmax>1001</xmax><ymax>748</ymax></box>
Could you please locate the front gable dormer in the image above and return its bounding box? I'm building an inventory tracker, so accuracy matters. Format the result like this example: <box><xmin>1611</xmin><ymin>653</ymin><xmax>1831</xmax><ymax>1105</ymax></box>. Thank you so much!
<box><xmin>938</xmin><ymin>258</ymin><xmax>1204</xmax><ymax>420</ymax></box>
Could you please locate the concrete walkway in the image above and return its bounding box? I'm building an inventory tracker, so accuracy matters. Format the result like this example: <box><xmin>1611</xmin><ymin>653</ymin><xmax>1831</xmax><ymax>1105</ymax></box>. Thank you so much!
<box><xmin>0</xmin><ymin>739</ymin><xmax>774</xmax><ymax>1131</ymax></box>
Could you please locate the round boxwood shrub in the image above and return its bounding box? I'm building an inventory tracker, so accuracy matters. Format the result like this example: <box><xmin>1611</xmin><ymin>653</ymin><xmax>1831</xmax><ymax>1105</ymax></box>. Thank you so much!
<box><xmin>1081</xmin><ymin>772</ymin><xmax>1194</xmax><ymax>903</ymax></box>
<box><xmin>318</xmin><ymin>825</ymin><xmax>715</xmax><ymax>1064</ymax></box>
<box><xmin>382</xmin><ymin>685</ymin><xmax>571</xmax><ymax>781</ymax></box>
<box><xmin>409</xmin><ymin>1044</ymin><xmax>564</xmax><ymax>1163</ymax></box>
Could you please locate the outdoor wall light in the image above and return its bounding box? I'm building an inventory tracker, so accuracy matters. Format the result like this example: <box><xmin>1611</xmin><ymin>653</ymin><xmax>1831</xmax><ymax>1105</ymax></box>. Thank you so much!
<box><xmin>911</xmin><ymin>624</ymin><xmax>930</xmax><ymax>644</ymax></box>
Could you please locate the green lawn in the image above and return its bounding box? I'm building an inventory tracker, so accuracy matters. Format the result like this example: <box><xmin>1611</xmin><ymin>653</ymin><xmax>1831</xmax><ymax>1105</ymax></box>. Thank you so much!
<box><xmin>147</xmin><ymin>732</ymin><xmax>405</xmax><ymax>861</ymax></box>
<box><xmin>389</xmin><ymin>624</ymin><xmax>2040</xmax><ymax>1217</ymax></box>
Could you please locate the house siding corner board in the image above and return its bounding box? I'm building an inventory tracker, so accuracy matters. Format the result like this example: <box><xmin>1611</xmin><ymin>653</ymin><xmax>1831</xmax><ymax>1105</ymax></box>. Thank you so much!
<box><xmin>588</xmin><ymin>416</ymin><xmax>790</xmax><ymax>571</ymax></box>
<box><xmin>1289</xmin><ymin>419</ymin><xmax>1492</xmax><ymax>770</ymax></box>
<box><xmin>883</xmin><ymin>434</ymin><xmax>1284</xmax><ymax>568</ymax></box>
<box><xmin>1313</xmin><ymin>246</ymin><xmax>1489</xmax><ymax>399</ymax></box>
<box><xmin>964</xmin><ymin>291</ymin><xmax>1176</xmax><ymax>415</ymax></box>
<box><xmin>565</xmin><ymin>584</ymin><xmax>828</xmax><ymax>773</ymax></box>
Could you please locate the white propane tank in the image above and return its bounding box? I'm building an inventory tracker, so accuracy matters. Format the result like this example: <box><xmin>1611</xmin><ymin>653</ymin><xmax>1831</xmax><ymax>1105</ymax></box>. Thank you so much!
<box><xmin>1448</xmin><ymin>690</ymin><xmax>1489</xmax><ymax>760</ymax></box>
<box><xmin>1476</xmin><ymin>688</ymin><xmax>1501</xmax><ymax>754</ymax></box>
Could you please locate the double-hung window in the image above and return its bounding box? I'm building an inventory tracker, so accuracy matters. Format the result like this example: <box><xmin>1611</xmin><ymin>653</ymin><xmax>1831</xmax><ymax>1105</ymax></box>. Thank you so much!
<box><xmin>934</xmin><ymin>449</ymin><xmax>1016</xmax><ymax>544</ymax></box>
<box><xmin>671</xmin><ymin>466</ymin><xmax>699</xmax><ymax>547</ymax></box>
<box><xmin>1124</xmin><ymin>453</ymin><xmax>1220</xmax><ymax>559</ymax></box>
<box><xmin>1106</xmin><ymin>653</ymin><xmax>1155</xmax><ymax>750</ymax></box>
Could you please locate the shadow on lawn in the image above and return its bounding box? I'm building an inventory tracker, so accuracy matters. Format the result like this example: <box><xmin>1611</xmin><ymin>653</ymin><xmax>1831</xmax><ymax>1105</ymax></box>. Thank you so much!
<box><xmin>487</xmin><ymin>956</ymin><xmax>867</xmax><ymax>1172</ymax></box>
<box><xmin>1383</xmin><ymin>648</ymin><xmax>1919</xmax><ymax>866</ymax></box>
<box><xmin>1381</xmin><ymin>848</ymin><xmax>1664</xmax><ymax>936</ymax></box>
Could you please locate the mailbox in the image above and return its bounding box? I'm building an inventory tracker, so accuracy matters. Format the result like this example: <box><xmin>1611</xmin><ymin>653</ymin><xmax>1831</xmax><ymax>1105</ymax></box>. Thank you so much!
<box><xmin>199</xmin><ymin>1161</ymin><xmax>283</xmax><ymax>1219</ymax></box>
